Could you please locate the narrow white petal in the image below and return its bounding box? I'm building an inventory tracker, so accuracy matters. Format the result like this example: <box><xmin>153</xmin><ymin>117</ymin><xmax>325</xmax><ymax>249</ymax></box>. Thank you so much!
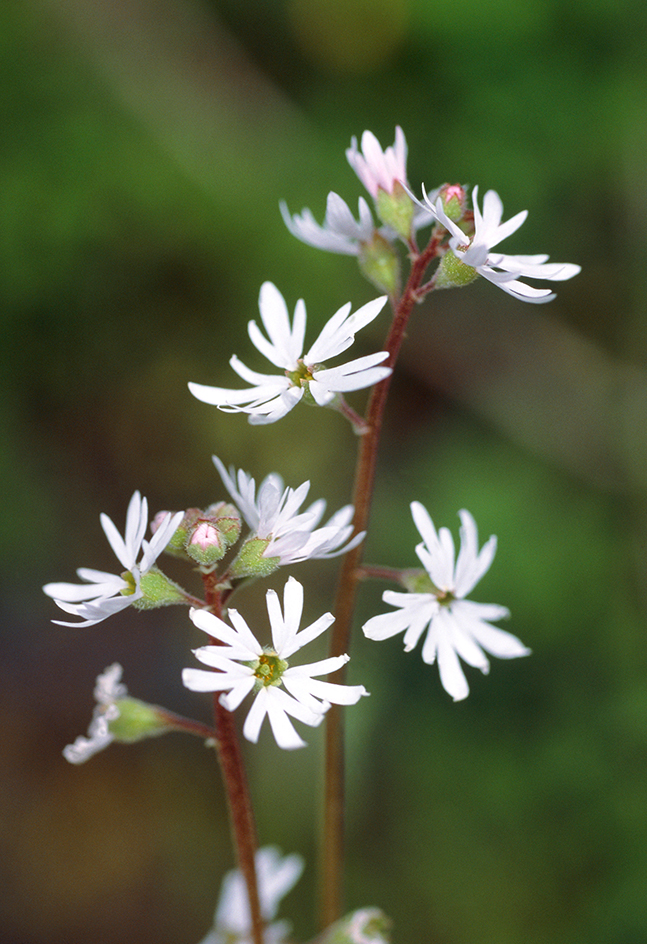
<box><xmin>436</xmin><ymin>634</ymin><xmax>470</xmax><ymax>701</ymax></box>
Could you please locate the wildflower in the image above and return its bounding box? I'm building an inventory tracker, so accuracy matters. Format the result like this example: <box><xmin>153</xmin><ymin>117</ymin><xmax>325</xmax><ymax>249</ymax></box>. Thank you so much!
<box><xmin>63</xmin><ymin>664</ymin><xmax>126</xmax><ymax>763</ymax></box>
<box><xmin>417</xmin><ymin>185</ymin><xmax>581</xmax><ymax>302</ymax></box>
<box><xmin>183</xmin><ymin>577</ymin><xmax>368</xmax><ymax>749</ymax></box>
<box><xmin>198</xmin><ymin>846</ymin><xmax>303</xmax><ymax>944</ymax></box>
<box><xmin>43</xmin><ymin>493</ymin><xmax>185</xmax><ymax>627</ymax></box>
<box><xmin>213</xmin><ymin>455</ymin><xmax>363</xmax><ymax>567</ymax></box>
<box><xmin>362</xmin><ymin>503</ymin><xmax>530</xmax><ymax>701</ymax></box>
<box><xmin>280</xmin><ymin>191</ymin><xmax>375</xmax><ymax>256</ymax></box>
<box><xmin>189</xmin><ymin>282</ymin><xmax>390</xmax><ymax>425</ymax></box>
<box><xmin>346</xmin><ymin>126</ymin><xmax>408</xmax><ymax>198</ymax></box>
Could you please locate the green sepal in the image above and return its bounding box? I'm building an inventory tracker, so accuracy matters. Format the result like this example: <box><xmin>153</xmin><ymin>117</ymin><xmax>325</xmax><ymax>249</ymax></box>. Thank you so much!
<box><xmin>130</xmin><ymin>567</ymin><xmax>188</xmax><ymax>609</ymax></box>
<box><xmin>108</xmin><ymin>697</ymin><xmax>172</xmax><ymax>743</ymax></box>
<box><xmin>315</xmin><ymin>907</ymin><xmax>392</xmax><ymax>944</ymax></box>
<box><xmin>434</xmin><ymin>249</ymin><xmax>478</xmax><ymax>289</ymax></box>
<box><xmin>376</xmin><ymin>180</ymin><xmax>415</xmax><ymax>239</ymax></box>
<box><xmin>229</xmin><ymin>537</ymin><xmax>280</xmax><ymax>579</ymax></box>
<box><xmin>358</xmin><ymin>233</ymin><xmax>400</xmax><ymax>296</ymax></box>
<box><xmin>401</xmin><ymin>568</ymin><xmax>436</xmax><ymax>594</ymax></box>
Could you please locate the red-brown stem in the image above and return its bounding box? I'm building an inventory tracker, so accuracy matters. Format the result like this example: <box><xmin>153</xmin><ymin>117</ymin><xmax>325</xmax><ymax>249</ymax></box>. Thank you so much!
<box><xmin>203</xmin><ymin>579</ymin><xmax>264</xmax><ymax>944</ymax></box>
<box><xmin>321</xmin><ymin>239</ymin><xmax>440</xmax><ymax>927</ymax></box>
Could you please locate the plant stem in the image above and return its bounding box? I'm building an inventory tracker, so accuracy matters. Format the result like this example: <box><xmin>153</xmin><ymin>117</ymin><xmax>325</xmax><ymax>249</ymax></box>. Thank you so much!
<box><xmin>204</xmin><ymin>582</ymin><xmax>264</xmax><ymax>944</ymax></box>
<box><xmin>321</xmin><ymin>238</ymin><xmax>440</xmax><ymax>927</ymax></box>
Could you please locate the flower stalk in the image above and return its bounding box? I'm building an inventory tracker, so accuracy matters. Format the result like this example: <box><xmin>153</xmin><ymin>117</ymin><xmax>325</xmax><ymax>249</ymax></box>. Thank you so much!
<box><xmin>321</xmin><ymin>235</ymin><xmax>441</xmax><ymax>925</ymax></box>
<box><xmin>203</xmin><ymin>581</ymin><xmax>264</xmax><ymax>944</ymax></box>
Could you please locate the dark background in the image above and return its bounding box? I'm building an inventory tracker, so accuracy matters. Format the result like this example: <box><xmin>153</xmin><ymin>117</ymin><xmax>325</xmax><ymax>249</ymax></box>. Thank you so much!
<box><xmin>2</xmin><ymin>0</ymin><xmax>647</xmax><ymax>942</ymax></box>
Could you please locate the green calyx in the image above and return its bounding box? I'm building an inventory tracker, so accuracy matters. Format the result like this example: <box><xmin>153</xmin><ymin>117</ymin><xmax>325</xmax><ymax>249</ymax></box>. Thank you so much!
<box><xmin>108</xmin><ymin>697</ymin><xmax>172</xmax><ymax>743</ymax></box>
<box><xmin>229</xmin><ymin>537</ymin><xmax>281</xmax><ymax>579</ymax></box>
<box><xmin>434</xmin><ymin>249</ymin><xmax>479</xmax><ymax>289</ymax></box>
<box><xmin>376</xmin><ymin>181</ymin><xmax>415</xmax><ymax>239</ymax></box>
<box><xmin>317</xmin><ymin>907</ymin><xmax>392</xmax><ymax>944</ymax></box>
<box><xmin>128</xmin><ymin>567</ymin><xmax>188</xmax><ymax>609</ymax></box>
<box><xmin>358</xmin><ymin>232</ymin><xmax>400</xmax><ymax>296</ymax></box>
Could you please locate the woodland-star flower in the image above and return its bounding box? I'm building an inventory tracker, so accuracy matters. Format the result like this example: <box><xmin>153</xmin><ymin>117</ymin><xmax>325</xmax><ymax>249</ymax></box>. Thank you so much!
<box><xmin>213</xmin><ymin>455</ymin><xmax>363</xmax><ymax>565</ymax></box>
<box><xmin>362</xmin><ymin>503</ymin><xmax>530</xmax><ymax>701</ymax></box>
<box><xmin>188</xmin><ymin>282</ymin><xmax>390</xmax><ymax>424</ymax></box>
<box><xmin>416</xmin><ymin>185</ymin><xmax>581</xmax><ymax>302</ymax></box>
<box><xmin>43</xmin><ymin>492</ymin><xmax>184</xmax><ymax>627</ymax></box>
<box><xmin>183</xmin><ymin>577</ymin><xmax>368</xmax><ymax>749</ymax></box>
<box><xmin>63</xmin><ymin>663</ymin><xmax>126</xmax><ymax>764</ymax></box>
<box><xmin>197</xmin><ymin>846</ymin><xmax>303</xmax><ymax>944</ymax></box>
<box><xmin>280</xmin><ymin>191</ymin><xmax>375</xmax><ymax>256</ymax></box>
<box><xmin>346</xmin><ymin>126</ymin><xmax>408</xmax><ymax>198</ymax></box>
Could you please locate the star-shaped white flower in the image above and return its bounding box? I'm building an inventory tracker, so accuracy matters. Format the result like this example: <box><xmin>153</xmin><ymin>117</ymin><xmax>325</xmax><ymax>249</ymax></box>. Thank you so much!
<box><xmin>63</xmin><ymin>663</ymin><xmax>127</xmax><ymax>764</ymax></box>
<box><xmin>346</xmin><ymin>126</ymin><xmax>408</xmax><ymax>198</ymax></box>
<box><xmin>213</xmin><ymin>455</ymin><xmax>363</xmax><ymax>565</ymax></box>
<box><xmin>183</xmin><ymin>577</ymin><xmax>368</xmax><ymax>749</ymax></box>
<box><xmin>362</xmin><ymin>503</ymin><xmax>530</xmax><ymax>701</ymax></box>
<box><xmin>197</xmin><ymin>846</ymin><xmax>303</xmax><ymax>944</ymax></box>
<box><xmin>280</xmin><ymin>191</ymin><xmax>376</xmax><ymax>256</ymax></box>
<box><xmin>43</xmin><ymin>493</ymin><xmax>184</xmax><ymax>627</ymax></box>
<box><xmin>188</xmin><ymin>282</ymin><xmax>390</xmax><ymax>425</ymax></box>
<box><xmin>415</xmin><ymin>185</ymin><xmax>581</xmax><ymax>302</ymax></box>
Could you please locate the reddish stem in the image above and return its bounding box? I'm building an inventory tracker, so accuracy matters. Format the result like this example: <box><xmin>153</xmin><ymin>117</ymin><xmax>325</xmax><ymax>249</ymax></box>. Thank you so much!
<box><xmin>204</xmin><ymin>580</ymin><xmax>264</xmax><ymax>944</ymax></box>
<box><xmin>321</xmin><ymin>236</ymin><xmax>440</xmax><ymax>927</ymax></box>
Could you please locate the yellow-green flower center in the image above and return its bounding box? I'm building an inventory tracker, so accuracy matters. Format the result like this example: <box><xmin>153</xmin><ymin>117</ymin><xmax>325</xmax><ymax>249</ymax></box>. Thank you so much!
<box><xmin>120</xmin><ymin>571</ymin><xmax>138</xmax><ymax>596</ymax></box>
<box><xmin>248</xmin><ymin>649</ymin><xmax>289</xmax><ymax>688</ymax></box>
<box><xmin>286</xmin><ymin>359</ymin><xmax>315</xmax><ymax>387</ymax></box>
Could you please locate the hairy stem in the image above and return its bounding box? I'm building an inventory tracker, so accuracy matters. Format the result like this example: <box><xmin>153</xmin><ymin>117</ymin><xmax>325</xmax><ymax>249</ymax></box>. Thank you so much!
<box><xmin>321</xmin><ymin>238</ymin><xmax>440</xmax><ymax>927</ymax></box>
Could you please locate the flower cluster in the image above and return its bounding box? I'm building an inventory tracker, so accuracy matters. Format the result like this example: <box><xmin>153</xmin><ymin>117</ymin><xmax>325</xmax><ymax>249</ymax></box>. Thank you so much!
<box><xmin>43</xmin><ymin>123</ymin><xmax>580</xmax><ymax>943</ymax></box>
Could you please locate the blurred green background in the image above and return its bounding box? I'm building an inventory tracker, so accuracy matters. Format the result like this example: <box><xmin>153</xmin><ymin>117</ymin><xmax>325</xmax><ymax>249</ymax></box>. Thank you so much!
<box><xmin>2</xmin><ymin>0</ymin><xmax>647</xmax><ymax>942</ymax></box>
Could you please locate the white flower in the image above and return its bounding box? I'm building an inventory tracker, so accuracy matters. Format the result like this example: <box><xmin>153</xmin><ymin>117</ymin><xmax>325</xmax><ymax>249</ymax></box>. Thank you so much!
<box><xmin>280</xmin><ymin>191</ymin><xmax>376</xmax><ymax>256</ymax></box>
<box><xmin>63</xmin><ymin>663</ymin><xmax>127</xmax><ymax>764</ymax></box>
<box><xmin>183</xmin><ymin>577</ymin><xmax>368</xmax><ymax>749</ymax></box>
<box><xmin>197</xmin><ymin>846</ymin><xmax>304</xmax><ymax>944</ymax></box>
<box><xmin>362</xmin><ymin>503</ymin><xmax>530</xmax><ymax>701</ymax></box>
<box><xmin>213</xmin><ymin>455</ymin><xmax>363</xmax><ymax>565</ymax></box>
<box><xmin>418</xmin><ymin>185</ymin><xmax>581</xmax><ymax>302</ymax></box>
<box><xmin>188</xmin><ymin>282</ymin><xmax>391</xmax><ymax>425</ymax></box>
<box><xmin>43</xmin><ymin>493</ymin><xmax>184</xmax><ymax>627</ymax></box>
<box><xmin>346</xmin><ymin>126</ymin><xmax>408</xmax><ymax>198</ymax></box>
